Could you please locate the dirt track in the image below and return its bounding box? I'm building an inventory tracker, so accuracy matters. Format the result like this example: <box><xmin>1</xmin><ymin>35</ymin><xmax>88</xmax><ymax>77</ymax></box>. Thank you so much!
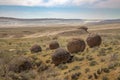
<box><xmin>22</xmin><ymin>26</ymin><xmax>120</xmax><ymax>38</ymax></box>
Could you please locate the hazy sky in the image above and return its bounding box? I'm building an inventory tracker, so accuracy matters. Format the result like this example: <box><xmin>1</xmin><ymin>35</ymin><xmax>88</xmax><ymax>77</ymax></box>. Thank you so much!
<box><xmin>0</xmin><ymin>0</ymin><xmax>120</xmax><ymax>19</ymax></box>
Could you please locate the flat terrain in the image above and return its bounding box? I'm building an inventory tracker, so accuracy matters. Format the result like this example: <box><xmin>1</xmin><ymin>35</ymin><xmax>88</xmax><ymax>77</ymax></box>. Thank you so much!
<box><xmin>0</xmin><ymin>23</ymin><xmax>120</xmax><ymax>80</ymax></box>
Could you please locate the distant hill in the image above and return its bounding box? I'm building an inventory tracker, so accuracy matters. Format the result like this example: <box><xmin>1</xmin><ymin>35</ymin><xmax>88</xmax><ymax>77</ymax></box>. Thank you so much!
<box><xmin>0</xmin><ymin>17</ymin><xmax>84</xmax><ymax>22</ymax></box>
<box><xmin>88</xmin><ymin>19</ymin><xmax>120</xmax><ymax>25</ymax></box>
<box><xmin>0</xmin><ymin>17</ymin><xmax>84</xmax><ymax>27</ymax></box>
<box><xmin>0</xmin><ymin>17</ymin><xmax>120</xmax><ymax>27</ymax></box>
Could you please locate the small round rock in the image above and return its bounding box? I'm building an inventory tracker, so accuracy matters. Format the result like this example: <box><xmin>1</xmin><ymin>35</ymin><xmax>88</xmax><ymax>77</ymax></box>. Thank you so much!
<box><xmin>30</xmin><ymin>44</ymin><xmax>42</xmax><ymax>53</ymax></box>
<box><xmin>49</xmin><ymin>40</ymin><xmax>60</xmax><ymax>50</ymax></box>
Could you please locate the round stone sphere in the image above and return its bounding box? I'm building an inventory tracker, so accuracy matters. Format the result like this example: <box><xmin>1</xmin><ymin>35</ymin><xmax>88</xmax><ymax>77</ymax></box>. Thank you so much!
<box><xmin>67</xmin><ymin>38</ymin><xmax>86</xmax><ymax>53</ymax></box>
<box><xmin>30</xmin><ymin>44</ymin><xmax>42</xmax><ymax>53</ymax></box>
<box><xmin>86</xmin><ymin>33</ymin><xmax>102</xmax><ymax>48</ymax></box>
<box><xmin>52</xmin><ymin>48</ymin><xmax>71</xmax><ymax>66</ymax></box>
<box><xmin>49</xmin><ymin>41</ymin><xmax>59</xmax><ymax>50</ymax></box>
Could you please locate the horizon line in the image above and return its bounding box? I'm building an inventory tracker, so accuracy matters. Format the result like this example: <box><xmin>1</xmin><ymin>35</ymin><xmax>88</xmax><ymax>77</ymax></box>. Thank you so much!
<box><xmin>0</xmin><ymin>16</ymin><xmax>120</xmax><ymax>20</ymax></box>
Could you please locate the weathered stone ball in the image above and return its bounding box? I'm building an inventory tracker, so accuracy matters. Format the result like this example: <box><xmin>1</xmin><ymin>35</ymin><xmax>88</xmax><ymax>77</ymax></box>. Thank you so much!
<box><xmin>49</xmin><ymin>41</ymin><xmax>59</xmax><ymax>50</ymax></box>
<box><xmin>30</xmin><ymin>44</ymin><xmax>42</xmax><ymax>53</ymax></box>
<box><xmin>67</xmin><ymin>38</ymin><xmax>86</xmax><ymax>53</ymax></box>
<box><xmin>52</xmin><ymin>48</ymin><xmax>71</xmax><ymax>66</ymax></box>
<box><xmin>86</xmin><ymin>33</ymin><xmax>102</xmax><ymax>48</ymax></box>
<box><xmin>8</xmin><ymin>56</ymin><xmax>33</xmax><ymax>73</ymax></box>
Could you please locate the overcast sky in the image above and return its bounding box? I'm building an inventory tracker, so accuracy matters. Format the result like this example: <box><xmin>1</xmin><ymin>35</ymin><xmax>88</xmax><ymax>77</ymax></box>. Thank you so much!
<box><xmin>0</xmin><ymin>0</ymin><xmax>120</xmax><ymax>19</ymax></box>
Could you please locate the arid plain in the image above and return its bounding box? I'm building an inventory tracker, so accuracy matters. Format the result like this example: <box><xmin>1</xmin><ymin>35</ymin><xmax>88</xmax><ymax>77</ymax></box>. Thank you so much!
<box><xmin>0</xmin><ymin>18</ymin><xmax>120</xmax><ymax>80</ymax></box>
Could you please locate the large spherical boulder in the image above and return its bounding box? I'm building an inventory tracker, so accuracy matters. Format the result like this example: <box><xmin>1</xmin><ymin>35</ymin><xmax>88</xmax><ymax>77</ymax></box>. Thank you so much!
<box><xmin>49</xmin><ymin>41</ymin><xmax>59</xmax><ymax>50</ymax></box>
<box><xmin>52</xmin><ymin>48</ymin><xmax>71</xmax><ymax>66</ymax></box>
<box><xmin>8</xmin><ymin>56</ymin><xmax>33</xmax><ymax>73</ymax></box>
<box><xmin>67</xmin><ymin>38</ymin><xmax>86</xmax><ymax>53</ymax></box>
<box><xmin>30</xmin><ymin>44</ymin><xmax>42</xmax><ymax>53</ymax></box>
<box><xmin>86</xmin><ymin>33</ymin><xmax>102</xmax><ymax>48</ymax></box>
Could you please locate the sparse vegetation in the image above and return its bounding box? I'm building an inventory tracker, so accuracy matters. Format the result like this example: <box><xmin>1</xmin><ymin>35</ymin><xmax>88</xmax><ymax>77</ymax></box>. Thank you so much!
<box><xmin>102</xmin><ymin>68</ymin><xmax>110</xmax><ymax>73</ymax></box>
<box><xmin>102</xmin><ymin>76</ymin><xmax>109</xmax><ymax>80</ymax></box>
<box><xmin>71</xmin><ymin>72</ymin><xmax>81</xmax><ymax>80</ymax></box>
<box><xmin>89</xmin><ymin>61</ymin><xmax>98</xmax><ymax>66</ymax></box>
<box><xmin>0</xmin><ymin>23</ymin><xmax>120</xmax><ymax>80</ymax></box>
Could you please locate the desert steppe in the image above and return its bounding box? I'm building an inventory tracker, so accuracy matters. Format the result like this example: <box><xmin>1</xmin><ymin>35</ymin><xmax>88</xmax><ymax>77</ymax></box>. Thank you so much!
<box><xmin>0</xmin><ymin>21</ymin><xmax>120</xmax><ymax>80</ymax></box>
